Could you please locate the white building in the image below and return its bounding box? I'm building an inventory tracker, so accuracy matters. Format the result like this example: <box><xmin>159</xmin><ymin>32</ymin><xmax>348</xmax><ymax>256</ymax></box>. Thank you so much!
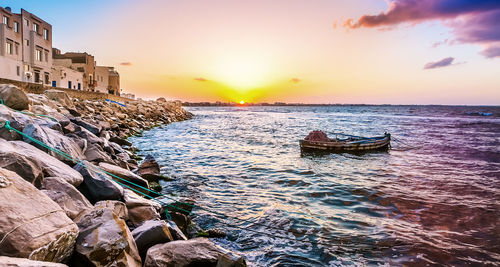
<box><xmin>51</xmin><ymin>64</ymin><xmax>83</xmax><ymax>90</ymax></box>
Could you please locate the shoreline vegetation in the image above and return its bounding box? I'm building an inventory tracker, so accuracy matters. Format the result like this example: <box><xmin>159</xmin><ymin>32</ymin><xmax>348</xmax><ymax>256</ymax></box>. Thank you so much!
<box><xmin>0</xmin><ymin>83</ymin><xmax>247</xmax><ymax>266</ymax></box>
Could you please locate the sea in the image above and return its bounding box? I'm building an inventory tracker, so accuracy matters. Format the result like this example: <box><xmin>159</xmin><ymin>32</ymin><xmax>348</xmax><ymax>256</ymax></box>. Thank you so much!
<box><xmin>129</xmin><ymin>105</ymin><xmax>500</xmax><ymax>266</ymax></box>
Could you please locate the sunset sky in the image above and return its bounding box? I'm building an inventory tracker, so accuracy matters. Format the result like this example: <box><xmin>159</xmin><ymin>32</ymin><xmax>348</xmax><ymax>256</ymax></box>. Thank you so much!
<box><xmin>5</xmin><ymin>0</ymin><xmax>500</xmax><ymax>104</ymax></box>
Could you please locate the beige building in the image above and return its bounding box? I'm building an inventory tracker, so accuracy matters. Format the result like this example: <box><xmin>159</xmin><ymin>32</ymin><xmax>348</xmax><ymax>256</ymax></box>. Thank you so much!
<box><xmin>121</xmin><ymin>92</ymin><xmax>135</xmax><ymax>100</ymax></box>
<box><xmin>94</xmin><ymin>66</ymin><xmax>120</xmax><ymax>95</ymax></box>
<box><xmin>51</xmin><ymin>64</ymin><xmax>83</xmax><ymax>90</ymax></box>
<box><xmin>1</xmin><ymin>7</ymin><xmax>52</xmax><ymax>84</ymax></box>
<box><xmin>53</xmin><ymin>48</ymin><xmax>95</xmax><ymax>91</ymax></box>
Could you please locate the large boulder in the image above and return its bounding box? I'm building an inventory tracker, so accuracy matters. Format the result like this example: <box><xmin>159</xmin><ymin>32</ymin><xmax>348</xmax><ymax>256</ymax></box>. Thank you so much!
<box><xmin>23</xmin><ymin>123</ymin><xmax>85</xmax><ymax>165</ymax></box>
<box><xmin>73</xmin><ymin>161</ymin><xmax>124</xmax><ymax>203</ymax></box>
<box><xmin>0</xmin><ymin>256</ymin><xmax>67</xmax><ymax>267</ymax></box>
<box><xmin>131</xmin><ymin>220</ymin><xmax>173</xmax><ymax>260</ymax></box>
<box><xmin>70</xmin><ymin>118</ymin><xmax>101</xmax><ymax>135</ymax></box>
<box><xmin>41</xmin><ymin>177</ymin><xmax>92</xmax><ymax>220</ymax></box>
<box><xmin>44</xmin><ymin>90</ymin><xmax>74</xmax><ymax>108</ymax></box>
<box><xmin>0</xmin><ymin>105</ymin><xmax>59</xmax><ymax>141</ymax></box>
<box><xmin>0</xmin><ymin>84</ymin><xmax>29</xmax><ymax>110</ymax></box>
<box><xmin>84</xmin><ymin>143</ymin><xmax>113</xmax><ymax>163</ymax></box>
<box><xmin>72</xmin><ymin>201</ymin><xmax>142</xmax><ymax>267</ymax></box>
<box><xmin>0</xmin><ymin>168</ymin><xmax>79</xmax><ymax>262</ymax></box>
<box><xmin>123</xmin><ymin>189</ymin><xmax>161</xmax><ymax>227</ymax></box>
<box><xmin>0</xmin><ymin>139</ymin><xmax>83</xmax><ymax>187</ymax></box>
<box><xmin>137</xmin><ymin>155</ymin><xmax>164</xmax><ymax>182</ymax></box>
<box><xmin>144</xmin><ymin>238</ymin><xmax>246</xmax><ymax>267</ymax></box>
<box><xmin>98</xmin><ymin>162</ymin><xmax>149</xmax><ymax>195</ymax></box>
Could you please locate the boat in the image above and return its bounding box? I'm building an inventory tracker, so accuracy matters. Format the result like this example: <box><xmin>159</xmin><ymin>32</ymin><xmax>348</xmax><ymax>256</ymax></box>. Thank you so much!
<box><xmin>299</xmin><ymin>131</ymin><xmax>391</xmax><ymax>153</ymax></box>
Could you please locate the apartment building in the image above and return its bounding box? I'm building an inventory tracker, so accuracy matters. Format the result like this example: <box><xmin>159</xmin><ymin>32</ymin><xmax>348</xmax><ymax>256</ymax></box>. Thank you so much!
<box><xmin>1</xmin><ymin>7</ymin><xmax>51</xmax><ymax>84</ymax></box>
<box><xmin>108</xmin><ymin>67</ymin><xmax>120</xmax><ymax>96</ymax></box>
<box><xmin>51</xmin><ymin>64</ymin><xmax>83</xmax><ymax>90</ymax></box>
<box><xmin>0</xmin><ymin>7</ymin><xmax>22</xmax><ymax>81</ymax></box>
<box><xmin>53</xmin><ymin>48</ymin><xmax>96</xmax><ymax>91</ymax></box>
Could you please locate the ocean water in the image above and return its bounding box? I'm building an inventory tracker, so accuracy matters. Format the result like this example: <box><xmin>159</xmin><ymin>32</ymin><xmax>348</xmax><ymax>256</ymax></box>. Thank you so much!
<box><xmin>130</xmin><ymin>106</ymin><xmax>500</xmax><ymax>266</ymax></box>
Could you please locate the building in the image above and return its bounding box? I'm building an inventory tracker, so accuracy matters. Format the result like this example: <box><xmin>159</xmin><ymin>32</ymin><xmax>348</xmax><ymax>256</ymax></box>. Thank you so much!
<box><xmin>1</xmin><ymin>7</ymin><xmax>52</xmax><ymax>84</ymax></box>
<box><xmin>94</xmin><ymin>66</ymin><xmax>109</xmax><ymax>93</ymax></box>
<box><xmin>121</xmin><ymin>92</ymin><xmax>135</xmax><ymax>100</ymax></box>
<box><xmin>53</xmin><ymin>48</ymin><xmax>95</xmax><ymax>91</ymax></box>
<box><xmin>95</xmin><ymin>66</ymin><xmax>120</xmax><ymax>95</ymax></box>
<box><xmin>51</xmin><ymin>64</ymin><xmax>83</xmax><ymax>90</ymax></box>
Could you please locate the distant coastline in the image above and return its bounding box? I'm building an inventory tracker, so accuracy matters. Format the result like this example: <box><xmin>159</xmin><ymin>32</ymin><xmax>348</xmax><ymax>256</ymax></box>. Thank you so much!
<box><xmin>182</xmin><ymin>102</ymin><xmax>500</xmax><ymax>107</ymax></box>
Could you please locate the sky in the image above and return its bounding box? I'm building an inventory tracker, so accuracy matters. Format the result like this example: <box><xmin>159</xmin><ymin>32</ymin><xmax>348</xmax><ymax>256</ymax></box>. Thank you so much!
<box><xmin>3</xmin><ymin>0</ymin><xmax>499</xmax><ymax>104</ymax></box>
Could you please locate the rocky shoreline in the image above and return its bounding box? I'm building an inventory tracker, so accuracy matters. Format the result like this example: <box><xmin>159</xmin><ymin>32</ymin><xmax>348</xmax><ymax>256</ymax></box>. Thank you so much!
<box><xmin>0</xmin><ymin>84</ymin><xmax>247</xmax><ymax>267</ymax></box>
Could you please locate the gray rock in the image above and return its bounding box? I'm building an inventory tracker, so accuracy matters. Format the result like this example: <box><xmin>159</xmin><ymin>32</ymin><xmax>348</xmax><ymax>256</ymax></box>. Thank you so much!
<box><xmin>0</xmin><ymin>104</ymin><xmax>59</xmax><ymax>141</ymax></box>
<box><xmin>0</xmin><ymin>139</ymin><xmax>83</xmax><ymax>187</ymax></box>
<box><xmin>109</xmin><ymin>136</ymin><xmax>132</xmax><ymax>146</ymax></box>
<box><xmin>73</xmin><ymin>161</ymin><xmax>124</xmax><ymax>203</ymax></box>
<box><xmin>0</xmin><ymin>168</ymin><xmax>79</xmax><ymax>262</ymax></box>
<box><xmin>72</xmin><ymin>200</ymin><xmax>141</xmax><ymax>267</ymax></box>
<box><xmin>23</xmin><ymin>123</ymin><xmax>85</xmax><ymax>165</ymax></box>
<box><xmin>123</xmin><ymin>189</ymin><xmax>161</xmax><ymax>227</ymax></box>
<box><xmin>131</xmin><ymin>220</ymin><xmax>173</xmax><ymax>260</ymax></box>
<box><xmin>166</xmin><ymin>220</ymin><xmax>188</xmax><ymax>241</ymax></box>
<box><xmin>137</xmin><ymin>154</ymin><xmax>163</xmax><ymax>182</ymax></box>
<box><xmin>41</xmin><ymin>177</ymin><xmax>92</xmax><ymax>220</ymax></box>
<box><xmin>84</xmin><ymin>143</ymin><xmax>113</xmax><ymax>163</ymax></box>
<box><xmin>98</xmin><ymin>162</ymin><xmax>149</xmax><ymax>196</ymax></box>
<box><xmin>44</xmin><ymin>90</ymin><xmax>74</xmax><ymax>108</ymax></box>
<box><xmin>0</xmin><ymin>84</ymin><xmax>29</xmax><ymax>110</ymax></box>
<box><xmin>0</xmin><ymin>256</ymin><xmax>68</xmax><ymax>267</ymax></box>
<box><xmin>70</xmin><ymin>117</ymin><xmax>101</xmax><ymax>135</ymax></box>
<box><xmin>144</xmin><ymin>238</ymin><xmax>246</xmax><ymax>267</ymax></box>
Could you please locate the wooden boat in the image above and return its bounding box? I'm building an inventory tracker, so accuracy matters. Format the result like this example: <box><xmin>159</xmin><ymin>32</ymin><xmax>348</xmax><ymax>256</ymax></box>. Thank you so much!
<box><xmin>300</xmin><ymin>132</ymin><xmax>391</xmax><ymax>153</ymax></box>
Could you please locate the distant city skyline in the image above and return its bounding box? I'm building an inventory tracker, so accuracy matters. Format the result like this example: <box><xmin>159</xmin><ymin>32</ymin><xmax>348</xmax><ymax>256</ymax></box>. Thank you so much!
<box><xmin>4</xmin><ymin>0</ymin><xmax>499</xmax><ymax>105</ymax></box>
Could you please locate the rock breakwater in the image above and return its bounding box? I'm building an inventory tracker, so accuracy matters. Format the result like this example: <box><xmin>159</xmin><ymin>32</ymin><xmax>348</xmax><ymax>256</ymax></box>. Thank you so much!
<box><xmin>0</xmin><ymin>84</ymin><xmax>246</xmax><ymax>266</ymax></box>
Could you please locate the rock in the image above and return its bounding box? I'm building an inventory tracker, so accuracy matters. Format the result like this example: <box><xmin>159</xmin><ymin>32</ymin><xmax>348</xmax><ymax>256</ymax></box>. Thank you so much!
<box><xmin>67</xmin><ymin>108</ymin><xmax>81</xmax><ymax>117</ymax></box>
<box><xmin>123</xmin><ymin>189</ymin><xmax>161</xmax><ymax>227</ymax></box>
<box><xmin>166</xmin><ymin>220</ymin><xmax>187</xmax><ymax>241</ymax></box>
<box><xmin>109</xmin><ymin>136</ymin><xmax>132</xmax><ymax>146</ymax></box>
<box><xmin>73</xmin><ymin>161</ymin><xmax>124</xmax><ymax>203</ymax></box>
<box><xmin>0</xmin><ymin>139</ymin><xmax>83</xmax><ymax>187</ymax></box>
<box><xmin>41</xmin><ymin>177</ymin><xmax>92</xmax><ymax>220</ymax></box>
<box><xmin>137</xmin><ymin>155</ymin><xmax>164</xmax><ymax>182</ymax></box>
<box><xmin>131</xmin><ymin>220</ymin><xmax>173</xmax><ymax>260</ymax></box>
<box><xmin>30</xmin><ymin>105</ymin><xmax>70</xmax><ymax>127</ymax></box>
<box><xmin>144</xmin><ymin>238</ymin><xmax>246</xmax><ymax>267</ymax></box>
<box><xmin>84</xmin><ymin>143</ymin><xmax>113</xmax><ymax>163</ymax></box>
<box><xmin>72</xmin><ymin>200</ymin><xmax>141</xmax><ymax>267</ymax></box>
<box><xmin>207</xmin><ymin>228</ymin><xmax>227</xmax><ymax>238</ymax></box>
<box><xmin>70</xmin><ymin>117</ymin><xmax>101</xmax><ymax>135</ymax></box>
<box><xmin>23</xmin><ymin>123</ymin><xmax>85</xmax><ymax>165</ymax></box>
<box><xmin>0</xmin><ymin>256</ymin><xmax>68</xmax><ymax>267</ymax></box>
<box><xmin>73</xmin><ymin>127</ymin><xmax>104</xmax><ymax>146</ymax></box>
<box><xmin>0</xmin><ymin>84</ymin><xmax>29</xmax><ymax>110</ymax></box>
<box><xmin>0</xmin><ymin>168</ymin><xmax>78</xmax><ymax>262</ymax></box>
<box><xmin>156</xmin><ymin>97</ymin><xmax>167</xmax><ymax>102</ymax></box>
<box><xmin>98</xmin><ymin>162</ymin><xmax>149</xmax><ymax>195</ymax></box>
<box><xmin>44</xmin><ymin>90</ymin><xmax>74</xmax><ymax>108</ymax></box>
<box><xmin>0</xmin><ymin>105</ymin><xmax>59</xmax><ymax>141</ymax></box>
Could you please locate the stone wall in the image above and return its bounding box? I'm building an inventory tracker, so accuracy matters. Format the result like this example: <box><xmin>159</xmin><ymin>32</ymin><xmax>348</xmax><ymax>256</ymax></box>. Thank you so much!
<box><xmin>0</xmin><ymin>77</ymin><xmax>134</xmax><ymax>103</ymax></box>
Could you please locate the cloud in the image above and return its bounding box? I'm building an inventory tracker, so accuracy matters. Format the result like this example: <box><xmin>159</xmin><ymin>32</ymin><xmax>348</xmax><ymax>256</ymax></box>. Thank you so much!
<box><xmin>480</xmin><ymin>45</ymin><xmax>500</xmax><ymax>58</ymax></box>
<box><xmin>344</xmin><ymin>0</ymin><xmax>500</xmax><ymax>58</ymax></box>
<box><xmin>289</xmin><ymin>78</ymin><xmax>301</xmax><ymax>84</ymax></box>
<box><xmin>194</xmin><ymin>77</ymin><xmax>208</xmax><ymax>82</ymax></box>
<box><xmin>423</xmin><ymin>57</ymin><xmax>455</xmax><ymax>69</ymax></box>
<box><xmin>120</xmin><ymin>62</ymin><xmax>132</xmax><ymax>66</ymax></box>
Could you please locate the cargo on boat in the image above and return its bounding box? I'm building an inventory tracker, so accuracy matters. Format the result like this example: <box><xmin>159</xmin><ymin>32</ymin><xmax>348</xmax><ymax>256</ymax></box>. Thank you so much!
<box><xmin>299</xmin><ymin>131</ymin><xmax>391</xmax><ymax>153</ymax></box>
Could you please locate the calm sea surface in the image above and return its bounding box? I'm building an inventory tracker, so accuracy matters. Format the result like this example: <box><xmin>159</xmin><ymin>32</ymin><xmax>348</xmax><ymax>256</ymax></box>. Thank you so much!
<box><xmin>130</xmin><ymin>106</ymin><xmax>500</xmax><ymax>266</ymax></box>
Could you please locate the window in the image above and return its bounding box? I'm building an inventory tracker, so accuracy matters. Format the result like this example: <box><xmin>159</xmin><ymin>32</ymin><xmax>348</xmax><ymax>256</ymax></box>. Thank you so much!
<box><xmin>44</xmin><ymin>72</ymin><xmax>49</xmax><ymax>84</ymax></box>
<box><xmin>44</xmin><ymin>51</ymin><xmax>48</xmax><ymax>62</ymax></box>
<box><xmin>16</xmin><ymin>66</ymin><xmax>20</xmax><ymax>76</ymax></box>
<box><xmin>2</xmin><ymin>16</ymin><xmax>8</xmax><ymax>25</ymax></box>
<box><xmin>14</xmin><ymin>21</ymin><xmax>18</xmax><ymax>32</ymax></box>
<box><xmin>24</xmin><ymin>18</ymin><xmax>29</xmax><ymax>26</ymax></box>
<box><xmin>15</xmin><ymin>43</ymin><xmax>18</xmax><ymax>55</ymax></box>
<box><xmin>33</xmin><ymin>23</ymin><xmax>39</xmax><ymax>33</ymax></box>
<box><xmin>36</xmin><ymin>49</ymin><xmax>42</xmax><ymax>61</ymax></box>
<box><xmin>34</xmin><ymin>71</ymin><xmax>40</xmax><ymax>83</ymax></box>
<box><xmin>24</xmin><ymin>39</ymin><xmax>29</xmax><ymax>46</ymax></box>
<box><xmin>5</xmin><ymin>42</ymin><xmax>12</xmax><ymax>54</ymax></box>
<box><xmin>24</xmin><ymin>65</ymin><xmax>29</xmax><ymax>72</ymax></box>
<box><xmin>43</xmin><ymin>29</ymin><xmax>49</xmax><ymax>40</ymax></box>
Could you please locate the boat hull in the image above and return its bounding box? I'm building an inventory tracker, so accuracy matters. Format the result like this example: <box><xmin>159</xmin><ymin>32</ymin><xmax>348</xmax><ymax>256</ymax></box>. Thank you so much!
<box><xmin>299</xmin><ymin>135</ymin><xmax>390</xmax><ymax>153</ymax></box>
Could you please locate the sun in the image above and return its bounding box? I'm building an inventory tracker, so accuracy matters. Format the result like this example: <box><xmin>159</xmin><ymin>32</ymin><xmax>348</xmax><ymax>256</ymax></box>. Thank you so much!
<box><xmin>239</xmin><ymin>100</ymin><xmax>245</xmax><ymax>105</ymax></box>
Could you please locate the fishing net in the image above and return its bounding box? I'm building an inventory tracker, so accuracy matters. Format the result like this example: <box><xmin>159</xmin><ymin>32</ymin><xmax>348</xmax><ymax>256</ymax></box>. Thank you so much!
<box><xmin>304</xmin><ymin>130</ymin><xmax>330</xmax><ymax>141</ymax></box>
